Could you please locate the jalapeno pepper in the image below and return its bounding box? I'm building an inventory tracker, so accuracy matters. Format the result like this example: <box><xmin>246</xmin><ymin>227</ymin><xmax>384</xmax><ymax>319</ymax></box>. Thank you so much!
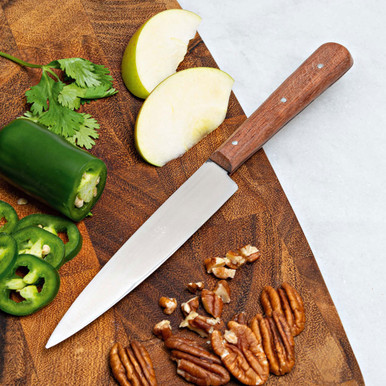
<box><xmin>12</xmin><ymin>227</ymin><xmax>65</xmax><ymax>269</ymax></box>
<box><xmin>0</xmin><ymin>119</ymin><xmax>107</xmax><ymax>222</ymax></box>
<box><xmin>0</xmin><ymin>233</ymin><xmax>17</xmax><ymax>278</ymax></box>
<box><xmin>0</xmin><ymin>200</ymin><xmax>19</xmax><ymax>234</ymax></box>
<box><xmin>0</xmin><ymin>253</ymin><xmax>60</xmax><ymax>316</ymax></box>
<box><xmin>14</xmin><ymin>214</ymin><xmax>82</xmax><ymax>263</ymax></box>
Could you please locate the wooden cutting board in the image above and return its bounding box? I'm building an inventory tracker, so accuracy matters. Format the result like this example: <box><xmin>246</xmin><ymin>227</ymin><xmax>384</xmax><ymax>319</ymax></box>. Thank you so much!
<box><xmin>0</xmin><ymin>0</ymin><xmax>364</xmax><ymax>384</ymax></box>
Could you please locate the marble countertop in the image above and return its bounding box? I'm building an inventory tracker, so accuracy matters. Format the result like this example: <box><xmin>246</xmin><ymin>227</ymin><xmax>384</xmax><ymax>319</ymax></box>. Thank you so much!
<box><xmin>179</xmin><ymin>0</ymin><xmax>386</xmax><ymax>384</ymax></box>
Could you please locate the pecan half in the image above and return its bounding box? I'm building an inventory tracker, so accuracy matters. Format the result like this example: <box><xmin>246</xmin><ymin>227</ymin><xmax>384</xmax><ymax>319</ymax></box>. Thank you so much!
<box><xmin>109</xmin><ymin>341</ymin><xmax>157</xmax><ymax>386</ymax></box>
<box><xmin>180</xmin><ymin>311</ymin><xmax>221</xmax><ymax>338</ymax></box>
<box><xmin>211</xmin><ymin>321</ymin><xmax>269</xmax><ymax>385</ymax></box>
<box><xmin>201</xmin><ymin>289</ymin><xmax>223</xmax><ymax>318</ymax></box>
<box><xmin>187</xmin><ymin>281</ymin><xmax>205</xmax><ymax>294</ymax></box>
<box><xmin>253</xmin><ymin>311</ymin><xmax>295</xmax><ymax>376</ymax></box>
<box><xmin>165</xmin><ymin>336</ymin><xmax>230</xmax><ymax>386</ymax></box>
<box><xmin>153</xmin><ymin>320</ymin><xmax>172</xmax><ymax>341</ymax></box>
<box><xmin>261</xmin><ymin>283</ymin><xmax>305</xmax><ymax>336</ymax></box>
<box><xmin>181</xmin><ymin>296</ymin><xmax>200</xmax><ymax>317</ymax></box>
<box><xmin>159</xmin><ymin>296</ymin><xmax>177</xmax><ymax>315</ymax></box>
<box><xmin>260</xmin><ymin>285</ymin><xmax>282</xmax><ymax>317</ymax></box>
<box><xmin>279</xmin><ymin>282</ymin><xmax>305</xmax><ymax>336</ymax></box>
<box><xmin>214</xmin><ymin>280</ymin><xmax>231</xmax><ymax>304</ymax></box>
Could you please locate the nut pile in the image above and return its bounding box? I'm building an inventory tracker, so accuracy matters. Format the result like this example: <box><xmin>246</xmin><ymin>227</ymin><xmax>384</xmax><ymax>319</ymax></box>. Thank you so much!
<box><xmin>109</xmin><ymin>244</ymin><xmax>306</xmax><ymax>386</ymax></box>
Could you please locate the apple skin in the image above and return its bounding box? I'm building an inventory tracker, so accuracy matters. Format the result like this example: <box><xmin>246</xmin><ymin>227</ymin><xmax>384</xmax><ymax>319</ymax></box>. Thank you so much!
<box><xmin>134</xmin><ymin>67</ymin><xmax>234</xmax><ymax>167</ymax></box>
<box><xmin>121</xmin><ymin>23</ymin><xmax>149</xmax><ymax>99</ymax></box>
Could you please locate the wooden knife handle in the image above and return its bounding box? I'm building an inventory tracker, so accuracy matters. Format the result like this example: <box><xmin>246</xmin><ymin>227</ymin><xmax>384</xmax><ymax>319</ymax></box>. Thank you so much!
<box><xmin>210</xmin><ymin>42</ymin><xmax>353</xmax><ymax>174</ymax></box>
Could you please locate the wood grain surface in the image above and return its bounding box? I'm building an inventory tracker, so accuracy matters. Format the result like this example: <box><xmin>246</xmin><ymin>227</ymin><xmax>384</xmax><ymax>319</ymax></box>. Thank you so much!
<box><xmin>0</xmin><ymin>0</ymin><xmax>363</xmax><ymax>385</ymax></box>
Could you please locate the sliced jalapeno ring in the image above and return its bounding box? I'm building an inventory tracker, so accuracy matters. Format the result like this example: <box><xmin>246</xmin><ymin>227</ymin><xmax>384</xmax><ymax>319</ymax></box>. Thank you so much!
<box><xmin>0</xmin><ymin>200</ymin><xmax>19</xmax><ymax>234</ymax></box>
<box><xmin>0</xmin><ymin>254</ymin><xmax>60</xmax><ymax>316</ymax></box>
<box><xmin>0</xmin><ymin>233</ymin><xmax>17</xmax><ymax>278</ymax></box>
<box><xmin>12</xmin><ymin>227</ymin><xmax>65</xmax><ymax>269</ymax></box>
<box><xmin>14</xmin><ymin>214</ymin><xmax>82</xmax><ymax>263</ymax></box>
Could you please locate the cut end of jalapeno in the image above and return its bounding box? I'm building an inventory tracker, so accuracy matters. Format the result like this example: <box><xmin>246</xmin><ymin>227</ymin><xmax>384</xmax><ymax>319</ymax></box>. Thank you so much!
<box><xmin>0</xmin><ymin>254</ymin><xmax>60</xmax><ymax>316</ymax></box>
<box><xmin>69</xmin><ymin>163</ymin><xmax>107</xmax><ymax>222</ymax></box>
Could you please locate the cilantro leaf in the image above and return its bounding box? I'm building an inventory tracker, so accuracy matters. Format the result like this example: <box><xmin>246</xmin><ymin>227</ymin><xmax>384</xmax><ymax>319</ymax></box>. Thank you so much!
<box><xmin>25</xmin><ymin>71</ymin><xmax>52</xmax><ymax>115</ymax></box>
<box><xmin>57</xmin><ymin>58</ymin><xmax>101</xmax><ymax>88</ymax></box>
<box><xmin>58</xmin><ymin>83</ymin><xmax>86</xmax><ymax>110</ymax></box>
<box><xmin>66</xmin><ymin>113</ymin><xmax>99</xmax><ymax>149</ymax></box>
<box><xmin>0</xmin><ymin>51</ymin><xmax>117</xmax><ymax>150</ymax></box>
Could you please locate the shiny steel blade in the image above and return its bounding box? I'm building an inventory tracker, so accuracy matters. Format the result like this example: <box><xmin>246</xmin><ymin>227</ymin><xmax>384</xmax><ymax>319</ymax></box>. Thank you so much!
<box><xmin>46</xmin><ymin>161</ymin><xmax>238</xmax><ymax>348</ymax></box>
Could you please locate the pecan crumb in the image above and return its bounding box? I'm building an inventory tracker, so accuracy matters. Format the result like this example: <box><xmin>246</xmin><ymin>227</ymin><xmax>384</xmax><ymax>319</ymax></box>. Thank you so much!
<box><xmin>159</xmin><ymin>296</ymin><xmax>177</xmax><ymax>315</ymax></box>
<box><xmin>239</xmin><ymin>244</ymin><xmax>261</xmax><ymax>263</ymax></box>
<box><xmin>153</xmin><ymin>320</ymin><xmax>172</xmax><ymax>341</ymax></box>
<box><xmin>181</xmin><ymin>297</ymin><xmax>199</xmax><ymax>316</ymax></box>
<box><xmin>211</xmin><ymin>267</ymin><xmax>236</xmax><ymax>279</ymax></box>
<box><xmin>204</xmin><ymin>257</ymin><xmax>228</xmax><ymax>273</ymax></box>
<box><xmin>214</xmin><ymin>280</ymin><xmax>231</xmax><ymax>303</ymax></box>
<box><xmin>187</xmin><ymin>281</ymin><xmax>204</xmax><ymax>294</ymax></box>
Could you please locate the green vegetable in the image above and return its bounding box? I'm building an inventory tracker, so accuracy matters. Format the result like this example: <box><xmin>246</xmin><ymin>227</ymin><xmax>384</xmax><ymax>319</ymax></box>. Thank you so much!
<box><xmin>0</xmin><ymin>51</ymin><xmax>117</xmax><ymax>149</ymax></box>
<box><xmin>14</xmin><ymin>214</ymin><xmax>82</xmax><ymax>263</ymax></box>
<box><xmin>0</xmin><ymin>254</ymin><xmax>60</xmax><ymax>316</ymax></box>
<box><xmin>13</xmin><ymin>227</ymin><xmax>65</xmax><ymax>269</ymax></box>
<box><xmin>0</xmin><ymin>200</ymin><xmax>19</xmax><ymax>234</ymax></box>
<box><xmin>0</xmin><ymin>234</ymin><xmax>17</xmax><ymax>278</ymax></box>
<box><xmin>0</xmin><ymin>119</ymin><xmax>107</xmax><ymax>222</ymax></box>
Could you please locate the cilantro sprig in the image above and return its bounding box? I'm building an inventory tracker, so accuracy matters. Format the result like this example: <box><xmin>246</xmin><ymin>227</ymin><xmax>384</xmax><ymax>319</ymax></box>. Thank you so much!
<box><xmin>0</xmin><ymin>51</ymin><xmax>117</xmax><ymax>149</ymax></box>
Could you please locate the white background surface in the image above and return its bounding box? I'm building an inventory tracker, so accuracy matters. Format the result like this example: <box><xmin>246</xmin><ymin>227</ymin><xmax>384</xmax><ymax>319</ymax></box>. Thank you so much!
<box><xmin>179</xmin><ymin>0</ymin><xmax>385</xmax><ymax>384</ymax></box>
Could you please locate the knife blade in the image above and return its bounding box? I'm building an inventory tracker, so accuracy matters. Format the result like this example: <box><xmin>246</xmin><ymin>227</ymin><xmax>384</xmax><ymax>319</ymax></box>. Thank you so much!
<box><xmin>46</xmin><ymin>42</ymin><xmax>353</xmax><ymax>348</ymax></box>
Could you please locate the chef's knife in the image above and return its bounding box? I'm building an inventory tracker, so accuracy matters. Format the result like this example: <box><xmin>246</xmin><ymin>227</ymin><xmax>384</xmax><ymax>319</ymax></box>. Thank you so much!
<box><xmin>46</xmin><ymin>42</ymin><xmax>353</xmax><ymax>348</ymax></box>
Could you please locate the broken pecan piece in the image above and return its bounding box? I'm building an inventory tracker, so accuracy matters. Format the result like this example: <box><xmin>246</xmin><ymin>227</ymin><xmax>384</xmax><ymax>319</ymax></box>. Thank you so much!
<box><xmin>211</xmin><ymin>267</ymin><xmax>236</xmax><ymax>279</ymax></box>
<box><xmin>180</xmin><ymin>311</ymin><xmax>221</xmax><ymax>338</ymax></box>
<box><xmin>225</xmin><ymin>250</ymin><xmax>246</xmax><ymax>269</ymax></box>
<box><xmin>159</xmin><ymin>296</ymin><xmax>177</xmax><ymax>315</ymax></box>
<box><xmin>261</xmin><ymin>283</ymin><xmax>305</xmax><ymax>336</ymax></box>
<box><xmin>201</xmin><ymin>289</ymin><xmax>223</xmax><ymax>318</ymax></box>
<box><xmin>181</xmin><ymin>296</ymin><xmax>200</xmax><ymax>317</ymax></box>
<box><xmin>187</xmin><ymin>281</ymin><xmax>205</xmax><ymax>294</ymax></box>
<box><xmin>239</xmin><ymin>244</ymin><xmax>261</xmax><ymax>263</ymax></box>
<box><xmin>165</xmin><ymin>336</ymin><xmax>230</xmax><ymax>386</ymax></box>
<box><xmin>214</xmin><ymin>280</ymin><xmax>231</xmax><ymax>304</ymax></box>
<box><xmin>109</xmin><ymin>341</ymin><xmax>157</xmax><ymax>386</ymax></box>
<box><xmin>253</xmin><ymin>311</ymin><xmax>295</xmax><ymax>376</ymax></box>
<box><xmin>211</xmin><ymin>321</ymin><xmax>269</xmax><ymax>385</ymax></box>
<box><xmin>153</xmin><ymin>320</ymin><xmax>172</xmax><ymax>341</ymax></box>
<box><xmin>204</xmin><ymin>257</ymin><xmax>228</xmax><ymax>273</ymax></box>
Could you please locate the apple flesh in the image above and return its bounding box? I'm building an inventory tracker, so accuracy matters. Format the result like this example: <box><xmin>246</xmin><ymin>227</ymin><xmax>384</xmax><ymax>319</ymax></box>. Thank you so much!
<box><xmin>122</xmin><ymin>9</ymin><xmax>201</xmax><ymax>99</ymax></box>
<box><xmin>135</xmin><ymin>67</ymin><xmax>234</xmax><ymax>166</ymax></box>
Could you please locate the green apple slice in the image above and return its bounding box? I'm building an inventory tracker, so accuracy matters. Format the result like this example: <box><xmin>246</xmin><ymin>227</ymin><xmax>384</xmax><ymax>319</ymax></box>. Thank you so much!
<box><xmin>122</xmin><ymin>9</ymin><xmax>201</xmax><ymax>99</ymax></box>
<box><xmin>135</xmin><ymin>67</ymin><xmax>234</xmax><ymax>166</ymax></box>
